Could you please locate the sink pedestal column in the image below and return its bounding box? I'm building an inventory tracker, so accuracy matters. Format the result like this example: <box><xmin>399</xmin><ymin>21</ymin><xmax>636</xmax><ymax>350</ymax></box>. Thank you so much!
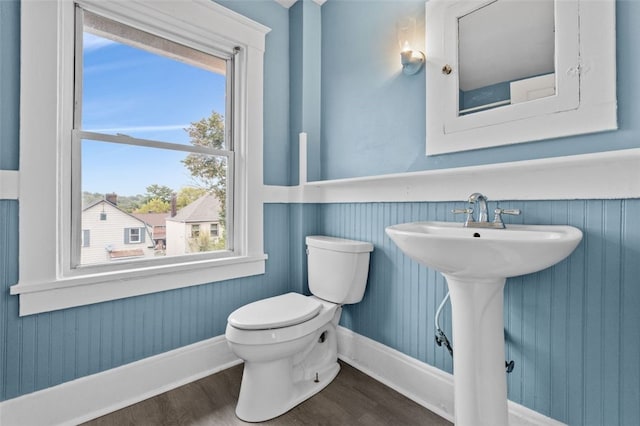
<box><xmin>444</xmin><ymin>275</ymin><xmax>509</xmax><ymax>426</ymax></box>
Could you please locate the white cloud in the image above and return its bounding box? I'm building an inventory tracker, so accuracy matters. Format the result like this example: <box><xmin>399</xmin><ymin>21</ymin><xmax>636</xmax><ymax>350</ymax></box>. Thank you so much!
<box><xmin>83</xmin><ymin>33</ymin><xmax>116</xmax><ymax>52</ymax></box>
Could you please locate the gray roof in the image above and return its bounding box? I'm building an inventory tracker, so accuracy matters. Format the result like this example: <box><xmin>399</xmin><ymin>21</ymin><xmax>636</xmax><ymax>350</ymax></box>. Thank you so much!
<box><xmin>132</xmin><ymin>212</ymin><xmax>169</xmax><ymax>227</ymax></box>
<box><xmin>166</xmin><ymin>194</ymin><xmax>221</xmax><ymax>223</ymax></box>
<box><xmin>83</xmin><ymin>199</ymin><xmax>148</xmax><ymax>227</ymax></box>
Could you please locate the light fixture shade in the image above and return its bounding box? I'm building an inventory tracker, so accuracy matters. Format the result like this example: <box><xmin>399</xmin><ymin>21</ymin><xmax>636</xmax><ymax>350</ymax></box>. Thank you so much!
<box><xmin>401</xmin><ymin>50</ymin><xmax>425</xmax><ymax>75</ymax></box>
<box><xmin>397</xmin><ymin>17</ymin><xmax>424</xmax><ymax>75</ymax></box>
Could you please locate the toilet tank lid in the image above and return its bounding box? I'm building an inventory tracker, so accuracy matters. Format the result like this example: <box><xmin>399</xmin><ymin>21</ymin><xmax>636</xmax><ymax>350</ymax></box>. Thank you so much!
<box><xmin>306</xmin><ymin>236</ymin><xmax>373</xmax><ymax>253</ymax></box>
<box><xmin>227</xmin><ymin>293</ymin><xmax>322</xmax><ymax>330</ymax></box>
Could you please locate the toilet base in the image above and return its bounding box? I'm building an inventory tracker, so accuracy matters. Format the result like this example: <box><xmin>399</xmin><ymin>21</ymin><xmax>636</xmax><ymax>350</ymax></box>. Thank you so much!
<box><xmin>235</xmin><ymin>360</ymin><xmax>340</xmax><ymax>422</ymax></box>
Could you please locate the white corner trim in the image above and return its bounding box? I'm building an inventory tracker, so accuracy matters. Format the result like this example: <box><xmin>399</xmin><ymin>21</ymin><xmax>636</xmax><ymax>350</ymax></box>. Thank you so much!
<box><xmin>274</xmin><ymin>0</ymin><xmax>298</xmax><ymax>8</ymax></box>
<box><xmin>336</xmin><ymin>326</ymin><xmax>567</xmax><ymax>426</ymax></box>
<box><xmin>0</xmin><ymin>170</ymin><xmax>19</xmax><ymax>200</ymax></box>
<box><xmin>263</xmin><ymin>147</ymin><xmax>640</xmax><ymax>204</ymax></box>
<box><xmin>274</xmin><ymin>0</ymin><xmax>326</xmax><ymax>8</ymax></box>
<box><xmin>0</xmin><ymin>336</ymin><xmax>240</xmax><ymax>426</ymax></box>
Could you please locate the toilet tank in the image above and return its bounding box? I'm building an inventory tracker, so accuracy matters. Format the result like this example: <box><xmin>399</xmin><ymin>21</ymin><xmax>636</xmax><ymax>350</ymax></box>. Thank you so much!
<box><xmin>306</xmin><ymin>236</ymin><xmax>373</xmax><ymax>304</ymax></box>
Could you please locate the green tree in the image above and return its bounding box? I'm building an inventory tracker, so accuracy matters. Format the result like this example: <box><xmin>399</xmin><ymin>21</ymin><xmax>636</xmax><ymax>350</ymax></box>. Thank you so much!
<box><xmin>182</xmin><ymin>111</ymin><xmax>227</xmax><ymax>225</ymax></box>
<box><xmin>144</xmin><ymin>184</ymin><xmax>174</xmax><ymax>204</ymax></box>
<box><xmin>82</xmin><ymin>192</ymin><xmax>104</xmax><ymax>209</ymax></box>
<box><xmin>189</xmin><ymin>233</ymin><xmax>225</xmax><ymax>253</ymax></box>
<box><xmin>117</xmin><ymin>194</ymin><xmax>145</xmax><ymax>213</ymax></box>
<box><xmin>176</xmin><ymin>186</ymin><xmax>207</xmax><ymax>210</ymax></box>
<box><xmin>135</xmin><ymin>198</ymin><xmax>171</xmax><ymax>214</ymax></box>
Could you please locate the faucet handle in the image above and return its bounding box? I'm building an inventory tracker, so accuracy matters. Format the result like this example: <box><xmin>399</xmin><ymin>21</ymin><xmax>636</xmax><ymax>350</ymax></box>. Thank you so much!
<box><xmin>493</xmin><ymin>208</ymin><xmax>521</xmax><ymax>227</ymax></box>
<box><xmin>452</xmin><ymin>208</ymin><xmax>474</xmax><ymax>223</ymax></box>
<box><xmin>496</xmin><ymin>208</ymin><xmax>521</xmax><ymax>216</ymax></box>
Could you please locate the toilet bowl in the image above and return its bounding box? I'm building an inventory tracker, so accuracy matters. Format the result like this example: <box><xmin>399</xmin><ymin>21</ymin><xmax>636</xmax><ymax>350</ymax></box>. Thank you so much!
<box><xmin>225</xmin><ymin>236</ymin><xmax>373</xmax><ymax>422</ymax></box>
<box><xmin>226</xmin><ymin>293</ymin><xmax>341</xmax><ymax>422</ymax></box>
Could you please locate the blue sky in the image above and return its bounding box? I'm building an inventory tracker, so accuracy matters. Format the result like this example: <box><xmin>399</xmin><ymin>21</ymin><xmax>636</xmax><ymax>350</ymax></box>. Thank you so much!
<box><xmin>81</xmin><ymin>32</ymin><xmax>227</xmax><ymax>196</ymax></box>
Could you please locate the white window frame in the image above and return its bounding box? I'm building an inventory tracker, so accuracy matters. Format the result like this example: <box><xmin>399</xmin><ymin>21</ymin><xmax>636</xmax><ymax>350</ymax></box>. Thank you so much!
<box><xmin>12</xmin><ymin>0</ymin><xmax>270</xmax><ymax>316</ymax></box>
<box><xmin>127</xmin><ymin>228</ymin><xmax>142</xmax><ymax>244</ymax></box>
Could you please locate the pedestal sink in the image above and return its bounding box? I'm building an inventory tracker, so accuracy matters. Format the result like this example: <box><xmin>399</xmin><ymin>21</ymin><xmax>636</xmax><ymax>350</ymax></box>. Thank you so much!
<box><xmin>386</xmin><ymin>221</ymin><xmax>582</xmax><ymax>426</ymax></box>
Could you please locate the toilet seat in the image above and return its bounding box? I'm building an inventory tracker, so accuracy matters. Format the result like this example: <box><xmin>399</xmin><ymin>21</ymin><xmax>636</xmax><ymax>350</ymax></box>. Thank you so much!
<box><xmin>228</xmin><ymin>292</ymin><xmax>322</xmax><ymax>330</ymax></box>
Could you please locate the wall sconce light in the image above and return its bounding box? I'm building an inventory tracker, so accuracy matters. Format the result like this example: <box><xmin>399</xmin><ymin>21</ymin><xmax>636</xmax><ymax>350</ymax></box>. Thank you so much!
<box><xmin>397</xmin><ymin>17</ymin><xmax>425</xmax><ymax>75</ymax></box>
<box><xmin>400</xmin><ymin>42</ymin><xmax>425</xmax><ymax>75</ymax></box>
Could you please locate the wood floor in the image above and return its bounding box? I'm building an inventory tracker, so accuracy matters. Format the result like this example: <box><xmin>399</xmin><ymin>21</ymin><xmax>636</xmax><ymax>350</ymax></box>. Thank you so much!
<box><xmin>82</xmin><ymin>360</ymin><xmax>452</xmax><ymax>425</ymax></box>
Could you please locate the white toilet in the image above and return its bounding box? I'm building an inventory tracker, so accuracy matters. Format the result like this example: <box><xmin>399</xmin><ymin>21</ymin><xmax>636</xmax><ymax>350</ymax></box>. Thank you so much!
<box><xmin>225</xmin><ymin>235</ymin><xmax>373</xmax><ymax>422</ymax></box>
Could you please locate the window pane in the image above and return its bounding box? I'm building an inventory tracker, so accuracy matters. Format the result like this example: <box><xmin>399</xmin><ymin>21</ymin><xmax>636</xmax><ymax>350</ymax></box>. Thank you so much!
<box><xmin>81</xmin><ymin>13</ymin><xmax>228</xmax><ymax>147</ymax></box>
<box><xmin>80</xmin><ymin>140</ymin><xmax>228</xmax><ymax>266</ymax></box>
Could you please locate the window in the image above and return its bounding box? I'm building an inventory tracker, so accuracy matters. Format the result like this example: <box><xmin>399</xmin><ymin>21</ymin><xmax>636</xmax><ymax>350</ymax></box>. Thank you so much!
<box><xmin>210</xmin><ymin>223</ymin><xmax>219</xmax><ymax>238</ymax></box>
<box><xmin>126</xmin><ymin>228</ymin><xmax>142</xmax><ymax>244</ymax></box>
<box><xmin>13</xmin><ymin>0</ymin><xmax>269</xmax><ymax>316</ymax></box>
<box><xmin>76</xmin><ymin>7</ymin><xmax>232</xmax><ymax>267</ymax></box>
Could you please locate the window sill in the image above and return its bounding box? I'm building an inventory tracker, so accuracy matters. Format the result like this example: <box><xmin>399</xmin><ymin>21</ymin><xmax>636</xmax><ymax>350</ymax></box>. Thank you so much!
<box><xmin>10</xmin><ymin>255</ymin><xmax>267</xmax><ymax>316</ymax></box>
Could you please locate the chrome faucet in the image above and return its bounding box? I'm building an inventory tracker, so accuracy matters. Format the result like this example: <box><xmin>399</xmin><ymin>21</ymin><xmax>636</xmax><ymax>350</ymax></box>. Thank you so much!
<box><xmin>452</xmin><ymin>193</ymin><xmax>521</xmax><ymax>229</ymax></box>
<box><xmin>468</xmin><ymin>192</ymin><xmax>489</xmax><ymax>223</ymax></box>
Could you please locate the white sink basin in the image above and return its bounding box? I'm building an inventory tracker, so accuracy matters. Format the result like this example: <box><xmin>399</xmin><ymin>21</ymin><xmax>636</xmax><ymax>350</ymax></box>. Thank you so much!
<box><xmin>385</xmin><ymin>220</ymin><xmax>582</xmax><ymax>425</ymax></box>
<box><xmin>385</xmin><ymin>221</ymin><xmax>583</xmax><ymax>279</ymax></box>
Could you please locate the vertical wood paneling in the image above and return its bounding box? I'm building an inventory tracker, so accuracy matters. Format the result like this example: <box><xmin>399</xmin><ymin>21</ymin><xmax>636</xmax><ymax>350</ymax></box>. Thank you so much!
<box><xmin>319</xmin><ymin>199</ymin><xmax>640</xmax><ymax>425</ymax></box>
<box><xmin>1</xmin><ymin>199</ymin><xmax>640</xmax><ymax>425</ymax></box>
<box><xmin>602</xmin><ymin>200</ymin><xmax>622</xmax><ymax>425</ymax></box>
<box><xmin>584</xmin><ymin>201</ymin><xmax>605</xmax><ymax>425</ymax></box>
<box><xmin>0</xmin><ymin>204</ymin><xmax>291</xmax><ymax>402</ymax></box>
<box><xmin>620</xmin><ymin>199</ymin><xmax>640</xmax><ymax>425</ymax></box>
<box><xmin>0</xmin><ymin>201</ymin><xmax>18</xmax><ymax>399</ymax></box>
<box><xmin>566</xmin><ymin>200</ymin><xmax>587</xmax><ymax>425</ymax></box>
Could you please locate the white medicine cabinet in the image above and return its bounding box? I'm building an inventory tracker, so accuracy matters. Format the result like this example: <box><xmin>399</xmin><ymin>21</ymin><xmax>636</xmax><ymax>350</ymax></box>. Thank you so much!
<box><xmin>425</xmin><ymin>0</ymin><xmax>617</xmax><ymax>156</ymax></box>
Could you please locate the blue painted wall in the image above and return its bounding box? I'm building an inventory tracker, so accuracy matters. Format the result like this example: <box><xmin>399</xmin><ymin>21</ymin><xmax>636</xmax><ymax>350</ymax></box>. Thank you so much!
<box><xmin>216</xmin><ymin>0</ymin><xmax>292</xmax><ymax>186</ymax></box>
<box><xmin>0</xmin><ymin>0</ymin><xmax>19</xmax><ymax>170</ymax></box>
<box><xmin>321</xmin><ymin>0</ymin><xmax>427</xmax><ymax>180</ymax></box>
<box><xmin>2</xmin><ymin>1</ymin><xmax>640</xmax><ymax>426</ymax></box>
<box><xmin>320</xmin><ymin>0</ymin><xmax>640</xmax><ymax>180</ymax></box>
<box><xmin>289</xmin><ymin>0</ymin><xmax>323</xmax><ymax>184</ymax></box>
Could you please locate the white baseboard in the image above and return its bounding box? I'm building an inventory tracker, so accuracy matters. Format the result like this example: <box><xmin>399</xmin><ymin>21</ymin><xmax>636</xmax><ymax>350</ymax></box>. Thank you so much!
<box><xmin>0</xmin><ymin>336</ymin><xmax>240</xmax><ymax>426</ymax></box>
<box><xmin>335</xmin><ymin>326</ymin><xmax>567</xmax><ymax>426</ymax></box>
<box><xmin>0</xmin><ymin>328</ymin><xmax>566</xmax><ymax>426</ymax></box>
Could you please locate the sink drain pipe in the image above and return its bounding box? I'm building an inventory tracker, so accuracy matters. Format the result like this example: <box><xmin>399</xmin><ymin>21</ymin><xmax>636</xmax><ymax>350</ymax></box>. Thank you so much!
<box><xmin>434</xmin><ymin>291</ymin><xmax>515</xmax><ymax>373</ymax></box>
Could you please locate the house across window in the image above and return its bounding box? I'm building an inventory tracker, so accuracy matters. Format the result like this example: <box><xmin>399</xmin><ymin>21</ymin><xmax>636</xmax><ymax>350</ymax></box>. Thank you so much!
<box><xmin>75</xmin><ymin>7</ymin><xmax>232</xmax><ymax>267</ymax></box>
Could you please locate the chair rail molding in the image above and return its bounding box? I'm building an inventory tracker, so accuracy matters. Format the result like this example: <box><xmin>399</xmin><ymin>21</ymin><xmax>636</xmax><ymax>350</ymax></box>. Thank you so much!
<box><xmin>262</xmin><ymin>140</ymin><xmax>640</xmax><ymax>204</ymax></box>
<box><xmin>0</xmin><ymin>170</ymin><xmax>19</xmax><ymax>200</ymax></box>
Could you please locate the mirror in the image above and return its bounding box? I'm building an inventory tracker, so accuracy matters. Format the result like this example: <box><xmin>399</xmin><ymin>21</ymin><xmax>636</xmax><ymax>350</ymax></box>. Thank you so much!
<box><xmin>457</xmin><ymin>0</ymin><xmax>555</xmax><ymax>115</ymax></box>
<box><xmin>425</xmin><ymin>0</ymin><xmax>617</xmax><ymax>156</ymax></box>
